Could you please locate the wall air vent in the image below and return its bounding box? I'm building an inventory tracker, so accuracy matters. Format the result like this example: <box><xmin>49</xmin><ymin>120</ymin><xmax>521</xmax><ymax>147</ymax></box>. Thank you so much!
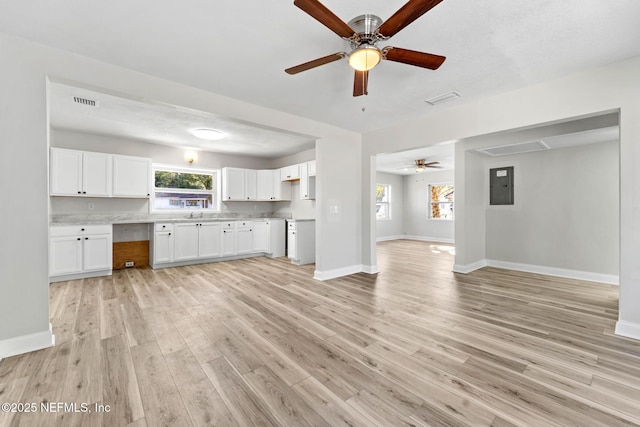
<box><xmin>425</xmin><ymin>91</ymin><xmax>461</xmax><ymax>106</ymax></box>
<box><xmin>475</xmin><ymin>140</ymin><xmax>550</xmax><ymax>157</ymax></box>
<box><xmin>72</xmin><ymin>96</ymin><xmax>98</xmax><ymax>107</ymax></box>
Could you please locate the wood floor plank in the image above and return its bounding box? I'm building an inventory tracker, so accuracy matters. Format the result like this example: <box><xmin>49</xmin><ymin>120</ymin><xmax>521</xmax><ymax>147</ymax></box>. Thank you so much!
<box><xmin>130</xmin><ymin>341</ymin><xmax>193</xmax><ymax>427</ymax></box>
<box><xmin>202</xmin><ymin>356</ymin><xmax>278</xmax><ymax>427</ymax></box>
<box><xmin>164</xmin><ymin>348</ymin><xmax>235</xmax><ymax>426</ymax></box>
<box><xmin>102</xmin><ymin>334</ymin><xmax>145</xmax><ymax>426</ymax></box>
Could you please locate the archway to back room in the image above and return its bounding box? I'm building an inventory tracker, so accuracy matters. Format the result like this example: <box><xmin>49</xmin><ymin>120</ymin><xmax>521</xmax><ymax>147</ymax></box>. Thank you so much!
<box><xmin>374</xmin><ymin>142</ymin><xmax>457</xmax><ymax>273</ymax></box>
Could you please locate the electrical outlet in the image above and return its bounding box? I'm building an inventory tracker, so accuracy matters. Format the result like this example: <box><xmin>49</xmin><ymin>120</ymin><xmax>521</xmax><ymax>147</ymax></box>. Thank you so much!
<box><xmin>125</xmin><ymin>261</ymin><xmax>134</xmax><ymax>268</ymax></box>
<box><xmin>88</xmin><ymin>202</ymin><xmax>95</xmax><ymax>210</ymax></box>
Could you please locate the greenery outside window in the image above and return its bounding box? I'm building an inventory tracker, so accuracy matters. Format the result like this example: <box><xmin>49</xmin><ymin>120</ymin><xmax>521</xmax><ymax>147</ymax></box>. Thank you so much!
<box><xmin>376</xmin><ymin>184</ymin><xmax>391</xmax><ymax>220</ymax></box>
<box><xmin>153</xmin><ymin>165</ymin><xmax>220</xmax><ymax>211</ymax></box>
<box><xmin>429</xmin><ymin>184</ymin><xmax>454</xmax><ymax>220</ymax></box>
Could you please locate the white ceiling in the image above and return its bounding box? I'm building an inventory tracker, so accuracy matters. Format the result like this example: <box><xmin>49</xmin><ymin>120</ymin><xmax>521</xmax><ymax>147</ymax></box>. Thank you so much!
<box><xmin>1</xmin><ymin>0</ymin><xmax>639</xmax><ymax>136</ymax></box>
<box><xmin>49</xmin><ymin>81</ymin><xmax>316</xmax><ymax>159</ymax></box>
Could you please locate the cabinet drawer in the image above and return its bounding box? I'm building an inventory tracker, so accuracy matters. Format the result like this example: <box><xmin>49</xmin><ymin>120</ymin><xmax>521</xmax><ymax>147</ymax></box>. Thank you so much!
<box><xmin>155</xmin><ymin>223</ymin><xmax>174</xmax><ymax>232</ymax></box>
<box><xmin>50</xmin><ymin>224</ymin><xmax>112</xmax><ymax>237</ymax></box>
<box><xmin>236</xmin><ymin>221</ymin><xmax>253</xmax><ymax>229</ymax></box>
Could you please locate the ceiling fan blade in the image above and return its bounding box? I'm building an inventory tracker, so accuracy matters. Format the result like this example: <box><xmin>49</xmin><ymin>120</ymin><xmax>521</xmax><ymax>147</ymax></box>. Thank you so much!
<box><xmin>377</xmin><ymin>0</ymin><xmax>443</xmax><ymax>38</ymax></box>
<box><xmin>353</xmin><ymin>70</ymin><xmax>369</xmax><ymax>97</ymax></box>
<box><xmin>294</xmin><ymin>0</ymin><xmax>355</xmax><ymax>39</ymax></box>
<box><xmin>384</xmin><ymin>47</ymin><xmax>445</xmax><ymax>70</ymax></box>
<box><xmin>285</xmin><ymin>52</ymin><xmax>346</xmax><ymax>75</ymax></box>
<box><xmin>424</xmin><ymin>161</ymin><xmax>440</xmax><ymax>166</ymax></box>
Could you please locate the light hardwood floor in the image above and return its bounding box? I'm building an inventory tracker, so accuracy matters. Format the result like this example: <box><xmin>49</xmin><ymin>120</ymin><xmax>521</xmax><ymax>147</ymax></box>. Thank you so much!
<box><xmin>2</xmin><ymin>239</ymin><xmax>640</xmax><ymax>426</ymax></box>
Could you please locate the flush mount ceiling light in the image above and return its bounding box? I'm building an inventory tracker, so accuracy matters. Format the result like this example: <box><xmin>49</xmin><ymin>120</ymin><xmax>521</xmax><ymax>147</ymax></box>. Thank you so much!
<box><xmin>192</xmin><ymin>128</ymin><xmax>224</xmax><ymax>140</ymax></box>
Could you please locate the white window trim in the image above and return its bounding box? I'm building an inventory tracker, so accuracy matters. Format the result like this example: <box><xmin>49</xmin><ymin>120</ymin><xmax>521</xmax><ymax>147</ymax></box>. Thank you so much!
<box><xmin>152</xmin><ymin>164</ymin><xmax>221</xmax><ymax>213</ymax></box>
<box><xmin>428</xmin><ymin>182</ymin><xmax>454</xmax><ymax>221</ymax></box>
<box><xmin>376</xmin><ymin>184</ymin><xmax>392</xmax><ymax>221</ymax></box>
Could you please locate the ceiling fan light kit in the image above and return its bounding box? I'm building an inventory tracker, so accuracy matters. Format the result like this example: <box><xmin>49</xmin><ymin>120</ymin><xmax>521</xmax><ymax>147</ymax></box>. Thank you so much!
<box><xmin>286</xmin><ymin>0</ymin><xmax>446</xmax><ymax>97</ymax></box>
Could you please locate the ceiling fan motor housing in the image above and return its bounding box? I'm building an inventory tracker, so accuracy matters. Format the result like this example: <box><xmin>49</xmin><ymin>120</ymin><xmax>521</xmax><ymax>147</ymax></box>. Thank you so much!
<box><xmin>347</xmin><ymin>14</ymin><xmax>383</xmax><ymax>47</ymax></box>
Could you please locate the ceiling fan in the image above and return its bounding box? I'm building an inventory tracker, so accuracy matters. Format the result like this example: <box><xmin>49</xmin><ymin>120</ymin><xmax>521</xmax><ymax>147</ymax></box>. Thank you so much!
<box><xmin>285</xmin><ymin>0</ymin><xmax>446</xmax><ymax>97</ymax></box>
<box><xmin>399</xmin><ymin>159</ymin><xmax>442</xmax><ymax>172</ymax></box>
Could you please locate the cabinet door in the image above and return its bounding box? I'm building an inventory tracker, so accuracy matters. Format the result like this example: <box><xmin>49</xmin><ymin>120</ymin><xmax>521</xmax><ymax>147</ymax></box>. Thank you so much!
<box><xmin>174</xmin><ymin>223</ymin><xmax>199</xmax><ymax>261</ymax></box>
<box><xmin>252</xmin><ymin>222</ymin><xmax>270</xmax><ymax>253</ymax></box>
<box><xmin>299</xmin><ymin>162</ymin><xmax>309</xmax><ymax>199</ymax></box>
<box><xmin>244</xmin><ymin>169</ymin><xmax>257</xmax><ymax>201</ymax></box>
<box><xmin>222</xmin><ymin>168</ymin><xmax>245</xmax><ymax>201</ymax></box>
<box><xmin>236</xmin><ymin>228</ymin><xmax>253</xmax><ymax>255</ymax></box>
<box><xmin>83</xmin><ymin>234</ymin><xmax>112</xmax><ymax>271</ymax></box>
<box><xmin>221</xmin><ymin>229</ymin><xmax>236</xmax><ymax>256</ymax></box>
<box><xmin>299</xmin><ymin>163</ymin><xmax>316</xmax><ymax>200</ymax></box>
<box><xmin>83</xmin><ymin>152</ymin><xmax>112</xmax><ymax>197</ymax></box>
<box><xmin>154</xmin><ymin>231</ymin><xmax>174</xmax><ymax>264</ymax></box>
<box><xmin>308</xmin><ymin>160</ymin><xmax>316</xmax><ymax>176</ymax></box>
<box><xmin>280</xmin><ymin>165</ymin><xmax>299</xmax><ymax>181</ymax></box>
<box><xmin>198</xmin><ymin>222</ymin><xmax>221</xmax><ymax>258</ymax></box>
<box><xmin>50</xmin><ymin>148</ymin><xmax>83</xmax><ymax>195</ymax></box>
<box><xmin>50</xmin><ymin>236</ymin><xmax>83</xmax><ymax>275</ymax></box>
<box><xmin>287</xmin><ymin>230</ymin><xmax>297</xmax><ymax>259</ymax></box>
<box><xmin>113</xmin><ymin>155</ymin><xmax>151</xmax><ymax>197</ymax></box>
<box><xmin>256</xmin><ymin>170</ymin><xmax>274</xmax><ymax>201</ymax></box>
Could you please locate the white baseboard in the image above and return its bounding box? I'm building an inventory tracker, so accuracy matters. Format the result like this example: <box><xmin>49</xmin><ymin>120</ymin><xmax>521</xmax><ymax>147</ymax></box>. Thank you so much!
<box><xmin>404</xmin><ymin>235</ymin><xmax>455</xmax><ymax>244</ymax></box>
<box><xmin>615</xmin><ymin>320</ymin><xmax>640</xmax><ymax>340</ymax></box>
<box><xmin>361</xmin><ymin>264</ymin><xmax>379</xmax><ymax>274</ymax></box>
<box><xmin>486</xmin><ymin>259</ymin><xmax>619</xmax><ymax>285</ymax></box>
<box><xmin>0</xmin><ymin>323</ymin><xmax>55</xmax><ymax>359</ymax></box>
<box><xmin>453</xmin><ymin>260</ymin><xmax>488</xmax><ymax>274</ymax></box>
<box><xmin>314</xmin><ymin>264</ymin><xmax>378</xmax><ymax>281</ymax></box>
<box><xmin>376</xmin><ymin>235</ymin><xmax>405</xmax><ymax>242</ymax></box>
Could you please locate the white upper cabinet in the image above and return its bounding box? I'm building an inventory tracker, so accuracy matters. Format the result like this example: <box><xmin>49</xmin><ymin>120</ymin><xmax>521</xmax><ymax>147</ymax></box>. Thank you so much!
<box><xmin>299</xmin><ymin>162</ymin><xmax>316</xmax><ymax>200</ymax></box>
<box><xmin>222</xmin><ymin>167</ymin><xmax>246</xmax><ymax>201</ymax></box>
<box><xmin>82</xmin><ymin>151</ymin><xmax>112</xmax><ymax>196</ymax></box>
<box><xmin>280</xmin><ymin>164</ymin><xmax>300</xmax><ymax>181</ymax></box>
<box><xmin>112</xmin><ymin>155</ymin><xmax>151</xmax><ymax>198</ymax></box>
<box><xmin>51</xmin><ymin>148</ymin><xmax>150</xmax><ymax>198</ymax></box>
<box><xmin>256</xmin><ymin>170</ymin><xmax>275</xmax><ymax>201</ymax></box>
<box><xmin>245</xmin><ymin>169</ymin><xmax>257</xmax><ymax>201</ymax></box>
<box><xmin>51</xmin><ymin>148</ymin><xmax>111</xmax><ymax>196</ymax></box>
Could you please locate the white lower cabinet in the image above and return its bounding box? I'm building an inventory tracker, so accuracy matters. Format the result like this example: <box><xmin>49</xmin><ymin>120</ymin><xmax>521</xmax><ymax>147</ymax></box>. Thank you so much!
<box><xmin>50</xmin><ymin>225</ymin><xmax>112</xmax><ymax>281</ymax></box>
<box><xmin>199</xmin><ymin>222</ymin><xmax>222</xmax><ymax>258</ymax></box>
<box><xmin>253</xmin><ymin>221</ymin><xmax>270</xmax><ymax>253</ymax></box>
<box><xmin>221</xmin><ymin>222</ymin><xmax>236</xmax><ymax>256</ymax></box>
<box><xmin>236</xmin><ymin>221</ymin><xmax>253</xmax><ymax>255</ymax></box>
<box><xmin>153</xmin><ymin>223</ymin><xmax>174</xmax><ymax>264</ymax></box>
<box><xmin>174</xmin><ymin>222</ymin><xmax>221</xmax><ymax>261</ymax></box>
<box><xmin>150</xmin><ymin>219</ymin><xmax>285</xmax><ymax>268</ymax></box>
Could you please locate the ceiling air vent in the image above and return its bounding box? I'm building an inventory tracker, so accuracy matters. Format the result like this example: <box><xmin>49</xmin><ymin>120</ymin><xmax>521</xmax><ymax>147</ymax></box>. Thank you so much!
<box><xmin>72</xmin><ymin>96</ymin><xmax>98</xmax><ymax>107</ymax></box>
<box><xmin>475</xmin><ymin>140</ymin><xmax>550</xmax><ymax>157</ymax></box>
<box><xmin>425</xmin><ymin>91</ymin><xmax>461</xmax><ymax>106</ymax></box>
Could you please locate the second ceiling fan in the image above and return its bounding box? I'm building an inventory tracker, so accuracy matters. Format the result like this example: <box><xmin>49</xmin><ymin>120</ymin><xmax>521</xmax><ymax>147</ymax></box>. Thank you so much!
<box><xmin>285</xmin><ymin>0</ymin><xmax>446</xmax><ymax>97</ymax></box>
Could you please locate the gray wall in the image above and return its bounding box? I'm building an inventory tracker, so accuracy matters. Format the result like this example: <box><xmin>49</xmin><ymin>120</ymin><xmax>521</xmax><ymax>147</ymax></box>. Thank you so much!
<box><xmin>403</xmin><ymin>169</ymin><xmax>455</xmax><ymax>243</ymax></box>
<box><xmin>483</xmin><ymin>140</ymin><xmax>619</xmax><ymax>275</ymax></box>
<box><xmin>375</xmin><ymin>172</ymin><xmax>404</xmax><ymax>240</ymax></box>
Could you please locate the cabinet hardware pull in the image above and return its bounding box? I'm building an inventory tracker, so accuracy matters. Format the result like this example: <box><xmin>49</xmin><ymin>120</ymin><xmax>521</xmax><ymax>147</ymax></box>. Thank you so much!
<box><xmin>85</xmin><ymin>237</ymin><xmax>89</xmax><ymax>240</ymax></box>
<box><xmin>169</xmin><ymin>233</ymin><xmax>171</xmax><ymax>236</ymax></box>
<box><xmin>83</xmin><ymin>191</ymin><xmax>86</xmax><ymax>194</ymax></box>
<box><xmin>81</xmin><ymin>228</ymin><xmax>85</xmax><ymax>231</ymax></box>
<box><xmin>77</xmin><ymin>191</ymin><xmax>81</xmax><ymax>194</ymax></box>
<box><xmin>77</xmin><ymin>238</ymin><xmax>81</xmax><ymax>241</ymax></box>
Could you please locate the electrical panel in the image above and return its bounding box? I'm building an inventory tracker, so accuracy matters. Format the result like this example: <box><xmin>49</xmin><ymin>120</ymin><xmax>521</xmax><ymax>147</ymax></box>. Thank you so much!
<box><xmin>490</xmin><ymin>166</ymin><xmax>514</xmax><ymax>205</ymax></box>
